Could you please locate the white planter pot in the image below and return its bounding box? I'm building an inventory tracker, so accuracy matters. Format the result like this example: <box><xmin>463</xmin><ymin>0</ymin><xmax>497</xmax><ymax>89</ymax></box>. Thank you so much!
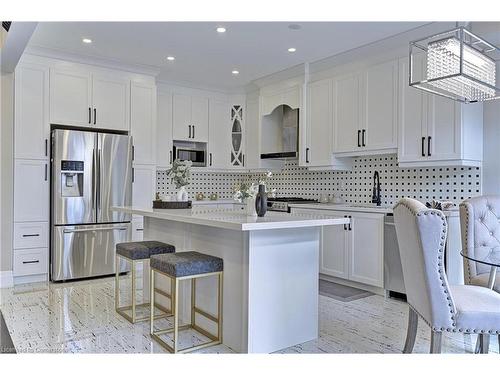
<box><xmin>176</xmin><ymin>186</ymin><xmax>188</xmax><ymax>202</ymax></box>
<box><xmin>246</xmin><ymin>197</ymin><xmax>257</xmax><ymax>217</ymax></box>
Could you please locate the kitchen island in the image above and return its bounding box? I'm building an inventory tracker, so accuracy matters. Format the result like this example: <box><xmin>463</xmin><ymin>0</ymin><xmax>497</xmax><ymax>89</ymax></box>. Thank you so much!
<box><xmin>113</xmin><ymin>206</ymin><xmax>349</xmax><ymax>353</ymax></box>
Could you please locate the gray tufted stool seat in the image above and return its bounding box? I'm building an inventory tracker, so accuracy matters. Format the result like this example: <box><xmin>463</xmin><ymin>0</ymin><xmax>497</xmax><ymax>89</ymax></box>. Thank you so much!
<box><xmin>150</xmin><ymin>251</ymin><xmax>223</xmax><ymax>278</ymax></box>
<box><xmin>149</xmin><ymin>251</ymin><xmax>224</xmax><ymax>353</ymax></box>
<box><xmin>115</xmin><ymin>241</ymin><xmax>175</xmax><ymax>324</ymax></box>
<box><xmin>116</xmin><ymin>241</ymin><xmax>175</xmax><ymax>260</ymax></box>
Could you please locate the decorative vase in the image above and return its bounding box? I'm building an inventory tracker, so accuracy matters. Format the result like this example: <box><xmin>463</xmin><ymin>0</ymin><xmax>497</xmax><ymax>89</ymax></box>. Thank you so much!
<box><xmin>246</xmin><ymin>196</ymin><xmax>257</xmax><ymax>217</ymax></box>
<box><xmin>176</xmin><ymin>186</ymin><xmax>188</xmax><ymax>202</ymax></box>
<box><xmin>255</xmin><ymin>184</ymin><xmax>267</xmax><ymax>217</ymax></box>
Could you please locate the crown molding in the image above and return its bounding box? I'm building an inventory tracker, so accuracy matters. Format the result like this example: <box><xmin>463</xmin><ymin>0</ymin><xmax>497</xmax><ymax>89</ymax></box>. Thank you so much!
<box><xmin>24</xmin><ymin>45</ymin><xmax>161</xmax><ymax>77</ymax></box>
<box><xmin>156</xmin><ymin>78</ymin><xmax>246</xmax><ymax>95</ymax></box>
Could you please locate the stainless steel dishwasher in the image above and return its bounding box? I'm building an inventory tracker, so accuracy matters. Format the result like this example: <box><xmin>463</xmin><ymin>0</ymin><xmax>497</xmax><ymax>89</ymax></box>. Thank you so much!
<box><xmin>384</xmin><ymin>214</ymin><xmax>406</xmax><ymax>295</ymax></box>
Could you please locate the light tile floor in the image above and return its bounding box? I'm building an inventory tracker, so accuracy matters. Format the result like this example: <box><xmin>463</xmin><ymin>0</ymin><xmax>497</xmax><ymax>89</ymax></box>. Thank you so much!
<box><xmin>0</xmin><ymin>276</ymin><xmax>498</xmax><ymax>354</ymax></box>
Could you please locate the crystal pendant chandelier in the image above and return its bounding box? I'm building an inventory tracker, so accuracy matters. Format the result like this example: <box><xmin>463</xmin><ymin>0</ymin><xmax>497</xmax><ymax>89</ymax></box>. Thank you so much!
<box><xmin>409</xmin><ymin>27</ymin><xmax>500</xmax><ymax>103</ymax></box>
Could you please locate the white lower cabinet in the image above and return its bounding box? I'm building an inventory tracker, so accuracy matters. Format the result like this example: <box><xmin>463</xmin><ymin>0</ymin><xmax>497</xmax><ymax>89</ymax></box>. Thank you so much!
<box><xmin>292</xmin><ymin>208</ymin><xmax>384</xmax><ymax>288</ymax></box>
<box><xmin>14</xmin><ymin>159</ymin><xmax>49</xmax><ymax>222</ymax></box>
<box><xmin>13</xmin><ymin>222</ymin><xmax>49</xmax><ymax>249</ymax></box>
<box><xmin>13</xmin><ymin>248</ymin><xmax>49</xmax><ymax>277</ymax></box>
<box><xmin>132</xmin><ymin>218</ymin><xmax>144</xmax><ymax>241</ymax></box>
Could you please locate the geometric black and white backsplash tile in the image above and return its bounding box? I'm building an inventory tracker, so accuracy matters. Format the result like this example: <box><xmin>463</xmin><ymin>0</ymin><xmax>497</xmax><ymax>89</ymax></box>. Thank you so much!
<box><xmin>157</xmin><ymin>154</ymin><xmax>481</xmax><ymax>206</ymax></box>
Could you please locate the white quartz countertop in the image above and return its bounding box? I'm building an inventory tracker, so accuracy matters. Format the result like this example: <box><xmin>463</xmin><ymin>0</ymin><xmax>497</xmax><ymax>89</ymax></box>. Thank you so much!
<box><xmin>113</xmin><ymin>206</ymin><xmax>349</xmax><ymax>231</ymax></box>
<box><xmin>288</xmin><ymin>203</ymin><xmax>459</xmax><ymax>217</ymax></box>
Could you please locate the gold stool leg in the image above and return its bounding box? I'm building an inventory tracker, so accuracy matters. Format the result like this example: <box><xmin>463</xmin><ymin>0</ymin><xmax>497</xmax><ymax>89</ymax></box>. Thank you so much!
<box><xmin>131</xmin><ymin>260</ymin><xmax>136</xmax><ymax>323</ymax></box>
<box><xmin>173</xmin><ymin>277</ymin><xmax>179</xmax><ymax>353</ymax></box>
<box><xmin>191</xmin><ymin>278</ymin><xmax>196</xmax><ymax>326</ymax></box>
<box><xmin>150</xmin><ymin>268</ymin><xmax>155</xmax><ymax>334</ymax></box>
<box><xmin>115</xmin><ymin>255</ymin><xmax>120</xmax><ymax>311</ymax></box>
<box><xmin>218</xmin><ymin>272</ymin><xmax>223</xmax><ymax>342</ymax></box>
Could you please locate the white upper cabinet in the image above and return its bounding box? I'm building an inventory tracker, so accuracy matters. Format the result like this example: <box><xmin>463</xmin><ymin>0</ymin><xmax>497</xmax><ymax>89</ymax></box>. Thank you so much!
<box><xmin>306</xmin><ymin>79</ymin><xmax>333</xmax><ymax>166</ymax></box>
<box><xmin>130</xmin><ymin>82</ymin><xmax>157</xmax><ymax>165</ymax></box>
<box><xmin>333</xmin><ymin>59</ymin><xmax>398</xmax><ymax>155</ymax></box>
<box><xmin>172</xmin><ymin>93</ymin><xmax>209</xmax><ymax>142</ymax></box>
<box><xmin>208</xmin><ymin>100</ymin><xmax>231</xmax><ymax>169</ymax></box>
<box><xmin>398</xmin><ymin>58</ymin><xmax>483</xmax><ymax>167</ymax></box>
<box><xmin>156</xmin><ymin>91</ymin><xmax>173</xmax><ymax>168</ymax></box>
<box><xmin>91</xmin><ymin>75</ymin><xmax>130</xmax><ymax>131</ymax></box>
<box><xmin>333</xmin><ymin>73</ymin><xmax>361</xmax><ymax>153</ymax></box>
<box><xmin>50</xmin><ymin>68</ymin><xmax>130</xmax><ymax>131</ymax></box>
<box><xmin>361</xmin><ymin>59</ymin><xmax>398</xmax><ymax>152</ymax></box>
<box><xmin>14</xmin><ymin>159</ymin><xmax>49</xmax><ymax>223</ymax></box>
<box><xmin>15</xmin><ymin>63</ymin><xmax>49</xmax><ymax>160</ymax></box>
<box><xmin>50</xmin><ymin>68</ymin><xmax>92</xmax><ymax>127</ymax></box>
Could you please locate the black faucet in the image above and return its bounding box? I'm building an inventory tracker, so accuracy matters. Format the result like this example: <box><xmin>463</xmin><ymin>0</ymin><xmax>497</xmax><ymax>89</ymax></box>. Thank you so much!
<box><xmin>372</xmin><ymin>171</ymin><xmax>381</xmax><ymax>206</ymax></box>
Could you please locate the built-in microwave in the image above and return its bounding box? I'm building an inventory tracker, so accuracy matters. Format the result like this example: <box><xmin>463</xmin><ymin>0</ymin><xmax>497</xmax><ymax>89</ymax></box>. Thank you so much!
<box><xmin>172</xmin><ymin>141</ymin><xmax>207</xmax><ymax>167</ymax></box>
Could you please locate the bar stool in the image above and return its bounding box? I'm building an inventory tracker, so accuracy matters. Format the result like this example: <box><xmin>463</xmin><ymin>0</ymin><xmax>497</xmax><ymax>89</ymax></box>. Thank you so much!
<box><xmin>149</xmin><ymin>251</ymin><xmax>223</xmax><ymax>353</ymax></box>
<box><xmin>115</xmin><ymin>241</ymin><xmax>175</xmax><ymax>323</ymax></box>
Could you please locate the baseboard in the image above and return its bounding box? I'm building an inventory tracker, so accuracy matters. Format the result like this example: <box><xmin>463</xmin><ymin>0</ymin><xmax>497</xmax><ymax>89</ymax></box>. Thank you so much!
<box><xmin>319</xmin><ymin>273</ymin><xmax>385</xmax><ymax>296</ymax></box>
<box><xmin>0</xmin><ymin>271</ymin><xmax>14</xmax><ymax>288</ymax></box>
<box><xmin>13</xmin><ymin>273</ymin><xmax>48</xmax><ymax>286</ymax></box>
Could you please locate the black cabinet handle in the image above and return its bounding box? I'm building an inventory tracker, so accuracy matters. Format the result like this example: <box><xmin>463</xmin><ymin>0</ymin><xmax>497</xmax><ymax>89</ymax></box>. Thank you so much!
<box><xmin>22</xmin><ymin>234</ymin><xmax>40</xmax><ymax>237</ymax></box>
<box><xmin>344</xmin><ymin>215</ymin><xmax>348</xmax><ymax>231</ymax></box>
<box><xmin>22</xmin><ymin>260</ymin><xmax>40</xmax><ymax>264</ymax></box>
<box><xmin>192</xmin><ymin>125</ymin><xmax>195</xmax><ymax>139</ymax></box>
<box><xmin>132</xmin><ymin>146</ymin><xmax>135</xmax><ymax>161</ymax></box>
<box><xmin>358</xmin><ymin>130</ymin><xmax>361</xmax><ymax>147</ymax></box>
<box><xmin>188</xmin><ymin>125</ymin><xmax>191</xmax><ymax>138</ymax></box>
<box><xmin>88</xmin><ymin>107</ymin><xmax>91</xmax><ymax>124</ymax></box>
<box><xmin>132</xmin><ymin>168</ymin><xmax>134</xmax><ymax>183</ymax></box>
<box><xmin>427</xmin><ymin>136</ymin><xmax>432</xmax><ymax>157</ymax></box>
<box><xmin>242</xmin><ymin>154</ymin><xmax>245</xmax><ymax>167</ymax></box>
<box><xmin>93</xmin><ymin>108</ymin><xmax>96</xmax><ymax>125</ymax></box>
<box><xmin>210</xmin><ymin>153</ymin><xmax>213</xmax><ymax>166</ymax></box>
<box><xmin>348</xmin><ymin>215</ymin><xmax>352</xmax><ymax>231</ymax></box>
<box><xmin>422</xmin><ymin>137</ymin><xmax>426</xmax><ymax>157</ymax></box>
<box><xmin>306</xmin><ymin>148</ymin><xmax>310</xmax><ymax>163</ymax></box>
<box><xmin>136</xmin><ymin>228</ymin><xmax>144</xmax><ymax>232</ymax></box>
<box><xmin>169</xmin><ymin>150</ymin><xmax>173</xmax><ymax>164</ymax></box>
<box><xmin>362</xmin><ymin>130</ymin><xmax>366</xmax><ymax>147</ymax></box>
<box><xmin>45</xmin><ymin>139</ymin><xmax>48</xmax><ymax>156</ymax></box>
<box><xmin>44</xmin><ymin>163</ymin><xmax>48</xmax><ymax>181</ymax></box>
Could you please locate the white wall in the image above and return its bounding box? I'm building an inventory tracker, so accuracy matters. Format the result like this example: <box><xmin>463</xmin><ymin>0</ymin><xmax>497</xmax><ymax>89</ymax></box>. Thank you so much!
<box><xmin>482</xmin><ymin>99</ymin><xmax>500</xmax><ymax>195</ymax></box>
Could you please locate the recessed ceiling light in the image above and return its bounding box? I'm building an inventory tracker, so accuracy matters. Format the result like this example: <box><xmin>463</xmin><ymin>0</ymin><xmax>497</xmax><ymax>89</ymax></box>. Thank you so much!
<box><xmin>232</xmin><ymin>70</ymin><xmax>239</xmax><ymax>75</ymax></box>
<box><xmin>288</xmin><ymin>24</ymin><xmax>301</xmax><ymax>30</ymax></box>
<box><xmin>216</xmin><ymin>27</ymin><xmax>226</xmax><ymax>33</ymax></box>
<box><xmin>166</xmin><ymin>56</ymin><xmax>175</xmax><ymax>61</ymax></box>
<box><xmin>288</xmin><ymin>47</ymin><xmax>297</xmax><ymax>53</ymax></box>
<box><xmin>82</xmin><ymin>38</ymin><xmax>92</xmax><ymax>44</ymax></box>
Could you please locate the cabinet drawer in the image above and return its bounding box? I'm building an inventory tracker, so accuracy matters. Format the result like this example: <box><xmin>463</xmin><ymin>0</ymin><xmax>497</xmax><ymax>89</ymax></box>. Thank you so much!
<box><xmin>131</xmin><ymin>220</ymin><xmax>144</xmax><ymax>241</ymax></box>
<box><xmin>13</xmin><ymin>247</ymin><xmax>48</xmax><ymax>276</ymax></box>
<box><xmin>13</xmin><ymin>222</ymin><xmax>49</xmax><ymax>249</ymax></box>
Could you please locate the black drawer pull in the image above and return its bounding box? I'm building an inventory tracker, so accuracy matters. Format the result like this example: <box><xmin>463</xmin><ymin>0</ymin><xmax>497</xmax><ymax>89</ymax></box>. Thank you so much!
<box><xmin>358</xmin><ymin>130</ymin><xmax>361</xmax><ymax>147</ymax></box>
<box><xmin>93</xmin><ymin>108</ymin><xmax>96</xmax><ymax>125</ymax></box>
<box><xmin>22</xmin><ymin>234</ymin><xmax>40</xmax><ymax>237</ymax></box>
<box><xmin>136</xmin><ymin>228</ymin><xmax>144</xmax><ymax>232</ymax></box>
<box><xmin>22</xmin><ymin>260</ymin><xmax>40</xmax><ymax>264</ymax></box>
<box><xmin>421</xmin><ymin>137</ymin><xmax>426</xmax><ymax>157</ymax></box>
<box><xmin>362</xmin><ymin>129</ymin><xmax>366</xmax><ymax>147</ymax></box>
<box><xmin>427</xmin><ymin>136</ymin><xmax>432</xmax><ymax>157</ymax></box>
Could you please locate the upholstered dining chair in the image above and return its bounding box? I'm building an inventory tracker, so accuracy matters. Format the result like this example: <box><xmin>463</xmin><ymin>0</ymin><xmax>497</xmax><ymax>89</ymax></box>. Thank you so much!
<box><xmin>394</xmin><ymin>198</ymin><xmax>500</xmax><ymax>354</ymax></box>
<box><xmin>460</xmin><ymin>195</ymin><xmax>500</xmax><ymax>352</ymax></box>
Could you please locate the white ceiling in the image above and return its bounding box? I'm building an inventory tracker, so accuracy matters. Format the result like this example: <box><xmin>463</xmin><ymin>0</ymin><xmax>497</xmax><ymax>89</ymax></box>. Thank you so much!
<box><xmin>28</xmin><ymin>22</ymin><xmax>428</xmax><ymax>91</ymax></box>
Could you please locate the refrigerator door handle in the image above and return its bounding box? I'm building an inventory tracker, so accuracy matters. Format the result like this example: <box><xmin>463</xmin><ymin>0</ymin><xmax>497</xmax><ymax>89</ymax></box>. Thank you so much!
<box><xmin>97</xmin><ymin>149</ymin><xmax>101</xmax><ymax>211</ymax></box>
<box><xmin>63</xmin><ymin>227</ymin><xmax>128</xmax><ymax>234</ymax></box>
<box><xmin>92</xmin><ymin>149</ymin><xmax>96</xmax><ymax>210</ymax></box>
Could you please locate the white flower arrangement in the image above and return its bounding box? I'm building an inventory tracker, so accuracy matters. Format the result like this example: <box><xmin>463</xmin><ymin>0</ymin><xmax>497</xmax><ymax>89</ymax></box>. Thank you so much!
<box><xmin>167</xmin><ymin>159</ymin><xmax>192</xmax><ymax>189</ymax></box>
<box><xmin>233</xmin><ymin>171</ymin><xmax>277</xmax><ymax>202</ymax></box>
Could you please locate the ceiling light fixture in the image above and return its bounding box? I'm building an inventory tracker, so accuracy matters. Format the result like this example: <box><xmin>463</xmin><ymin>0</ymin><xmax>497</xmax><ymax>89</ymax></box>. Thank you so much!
<box><xmin>166</xmin><ymin>56</ymin><xmax>175</xmax><ymax>61</ymax></box>
<box><xmin>82</xmin><ymin>38</ymin><xmax>92</xmax><ymax>44</ymax></box>
<box><xmin>232</xmin><ymin>70</ymin><xmax>239</xmax><ymax>75</ymax></box>
<box><xmin>288</xmin><ymin>24</ymin><xmax>301</xmax><ymax>30</ymax></box>
<box><xmin>288</xmin><ymin>47</ymin><xmax>297</xmax><ymax>53</ymax></box>
<box><xmin>409</xmin><ymin>27</ymin><xmax>500</xmax><ymax>103</ymax></box>
<box><xmin>216</xmin><ymin>27</ymin><xmax>226</xmax><ymax>33</ymax></box>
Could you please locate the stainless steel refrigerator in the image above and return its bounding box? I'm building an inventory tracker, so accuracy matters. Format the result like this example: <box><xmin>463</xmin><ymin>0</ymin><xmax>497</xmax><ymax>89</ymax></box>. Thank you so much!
<box><xmin>51</xmin><ymin>128</ymin><xmax>133</xmax><ymax>281</ymax></box>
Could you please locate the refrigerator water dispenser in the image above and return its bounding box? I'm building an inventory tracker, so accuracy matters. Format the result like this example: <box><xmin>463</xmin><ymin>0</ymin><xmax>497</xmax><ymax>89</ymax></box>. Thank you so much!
<box><xmin>61</xmin><ymin>160</ymin><xmax>84</xmax><ymax>197</ymax></box>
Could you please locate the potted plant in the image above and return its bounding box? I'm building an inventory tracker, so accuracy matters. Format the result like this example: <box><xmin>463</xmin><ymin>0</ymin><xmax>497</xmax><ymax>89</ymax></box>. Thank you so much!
<box><xmin>167</xmin><ymin>159</ymin><xmax>192</xmax><ymax>201</ymax></box>
<box><xmin>233</xmin><ymin>182</ymin><xmax>259</xmax><ymax>217</ymax></box>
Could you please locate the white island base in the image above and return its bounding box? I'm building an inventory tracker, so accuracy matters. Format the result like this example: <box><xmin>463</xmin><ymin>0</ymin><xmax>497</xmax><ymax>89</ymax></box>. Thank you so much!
<box><xmin>113</xmin><ymin>207</ymin><xmax>348</xmax><ymax>353</ymax></box>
